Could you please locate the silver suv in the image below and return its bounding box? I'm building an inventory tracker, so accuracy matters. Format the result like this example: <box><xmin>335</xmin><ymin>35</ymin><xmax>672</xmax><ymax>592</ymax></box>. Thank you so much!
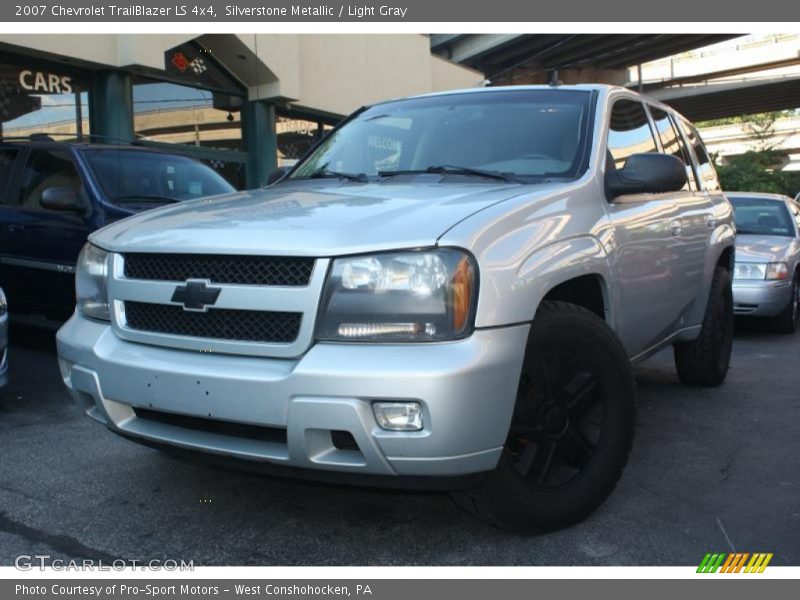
<box><xmin>56</xmin><ymin>85</ymin><xmax>734</xmax><ymax>532</ymax></box>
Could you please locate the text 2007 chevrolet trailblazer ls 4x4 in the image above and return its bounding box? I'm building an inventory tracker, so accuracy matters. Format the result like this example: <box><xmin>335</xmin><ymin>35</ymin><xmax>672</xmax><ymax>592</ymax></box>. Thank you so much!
<box><xmin>57</xmin><ymin>85</ymin><xmax>735</xmax><ymax>532</ymax></box>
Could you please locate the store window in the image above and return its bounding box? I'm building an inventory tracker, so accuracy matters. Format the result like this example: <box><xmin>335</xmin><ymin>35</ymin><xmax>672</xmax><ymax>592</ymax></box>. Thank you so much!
<box><xmin>133</xmin><ymin>79</ymin><xmax>243</xmax><ymax>151</ymax></box>
<box><xmin>277</xmin><ymin>114</ymin><xmax>334</xmax><ymax>167</ymax></box>
<box><xmin>0</xmin><ymin>61</ymin><xmax>89</xmax><ymax>141</ymax></box>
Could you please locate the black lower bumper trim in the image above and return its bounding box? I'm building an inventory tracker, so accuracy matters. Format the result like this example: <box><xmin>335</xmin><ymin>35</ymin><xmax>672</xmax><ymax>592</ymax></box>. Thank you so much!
<box><xmin>109</xmin><ymin>427</ymin><xmax>486</xmax><ymax>492</ymax></box>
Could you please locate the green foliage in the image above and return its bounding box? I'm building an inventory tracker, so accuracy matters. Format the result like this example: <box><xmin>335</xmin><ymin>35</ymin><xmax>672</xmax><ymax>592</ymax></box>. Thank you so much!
<box><xmin>698</xmin><ymin>110</ymin><xmax>797</xmax><ymax>128</ymax></box>
<box><xmin>716</xmin><ymin>151</ymin><xmax>800</xmax><ymax>196</ymax></box>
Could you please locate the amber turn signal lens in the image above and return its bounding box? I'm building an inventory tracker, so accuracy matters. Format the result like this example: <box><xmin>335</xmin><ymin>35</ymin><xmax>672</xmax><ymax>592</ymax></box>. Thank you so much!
<box><xmin>452</xmin><ymin>256</ymin><xmax>474</xmax><ymax>332</ymax></box>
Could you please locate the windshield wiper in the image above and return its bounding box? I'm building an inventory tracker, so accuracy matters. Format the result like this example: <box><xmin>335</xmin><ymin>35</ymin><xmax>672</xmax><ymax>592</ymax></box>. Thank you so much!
<box><xmin>379</xmin><ymin>165</ymin><xmax>523</xmax><ymax>183</ymax></box>
<box><xmin>112</xmin><ymin>195</ymin><xmax>181</xmax><ymax>204</ymax></box>
<box><xmin>305</xmin><ymin>168</ymin><xmax>370</xmax><ymax>183</ymax></box>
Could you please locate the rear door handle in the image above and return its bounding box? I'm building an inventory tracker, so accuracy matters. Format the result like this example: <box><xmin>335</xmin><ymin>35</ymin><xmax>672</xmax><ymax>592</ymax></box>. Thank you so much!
<box><xmin>669</xmin><ymin>219</ymin><xmax>682</xmax><ymax>236</ymax></box>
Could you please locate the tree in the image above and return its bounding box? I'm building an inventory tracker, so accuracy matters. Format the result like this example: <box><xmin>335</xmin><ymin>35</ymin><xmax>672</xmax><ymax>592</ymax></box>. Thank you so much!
<box><xmin>715</xmin><ymin>150</ymin><xmax>800</xmax><ymax>196</ymax></box>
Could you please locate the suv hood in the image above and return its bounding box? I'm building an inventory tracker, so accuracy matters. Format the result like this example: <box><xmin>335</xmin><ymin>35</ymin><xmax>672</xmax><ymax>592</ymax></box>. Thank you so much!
<box><xmin>90</xmin><ymin>181</ymin><xmax>539</xmax><ymax>256</ymax></box>
<box><xmin>735</xmin><ymin>235</ymin><xmax>797</xmax><ymax>263</ymax></box>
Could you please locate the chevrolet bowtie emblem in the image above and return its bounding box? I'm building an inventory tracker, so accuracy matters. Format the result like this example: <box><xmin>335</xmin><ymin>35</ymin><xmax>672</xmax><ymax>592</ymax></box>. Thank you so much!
<box><xmin>171</xmin><ymin>280</ymin><xmax>221</xmax><ymax>312</ymax></box>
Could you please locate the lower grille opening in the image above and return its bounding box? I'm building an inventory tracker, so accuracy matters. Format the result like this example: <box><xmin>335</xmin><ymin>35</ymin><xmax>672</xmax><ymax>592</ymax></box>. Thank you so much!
<box><xmin>134</xmin><ymin>408</ymin><xmax>287</xmax><ymax>444</ymax></box>
<box><xmin>123</xmin><ymin>301</ymin><xmax>302</xmax><ymax>344</ymax></box>
<box><xmin>734</xmin><ymin>303</ymin><xmax>758</xmax><ymax>314</ymax></box>
<box><xmin>331</xmin><ymin>430</ymin><xmax>360</xmax><ymax>451</ymax></box>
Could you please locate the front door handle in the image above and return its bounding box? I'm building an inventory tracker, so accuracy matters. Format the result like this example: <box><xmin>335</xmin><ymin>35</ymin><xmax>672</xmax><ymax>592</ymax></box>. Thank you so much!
<box><xmin>669</xmin><ymin>219</ymin><xmax>683</xmax><ymax>236</ymax></box>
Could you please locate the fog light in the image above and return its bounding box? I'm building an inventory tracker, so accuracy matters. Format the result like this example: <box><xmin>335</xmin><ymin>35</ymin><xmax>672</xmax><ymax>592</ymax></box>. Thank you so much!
<box><xmin>372</xmin><ymin>401</ymin><xmax>423</xmax><ymax>431</ymax></box>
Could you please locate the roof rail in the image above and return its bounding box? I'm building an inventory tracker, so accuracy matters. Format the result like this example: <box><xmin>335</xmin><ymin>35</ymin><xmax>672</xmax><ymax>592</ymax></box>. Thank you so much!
<box><xmin>0</xmin><ymin>133</ymin><xmax>144</xmax><ymax>145</ymax></box>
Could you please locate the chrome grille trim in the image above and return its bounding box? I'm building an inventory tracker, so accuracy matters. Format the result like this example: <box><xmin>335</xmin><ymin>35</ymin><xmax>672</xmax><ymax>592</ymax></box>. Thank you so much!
<box><xmin>108</xmin><ymin>253</ymin><xmax>329</xmax><ymax>358</ymax></box>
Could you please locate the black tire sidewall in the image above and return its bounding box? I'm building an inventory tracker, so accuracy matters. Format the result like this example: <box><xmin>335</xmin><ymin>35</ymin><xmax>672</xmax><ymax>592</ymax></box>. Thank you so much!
<box><xmin>471</xmin><ymin>303</ymin><xmax>636</xmax><ymax>532</ymax></box>
<box><xmin>773</xmin><ymin>274</ymin><xmax>798</xmax><ymax>333</ymax></box>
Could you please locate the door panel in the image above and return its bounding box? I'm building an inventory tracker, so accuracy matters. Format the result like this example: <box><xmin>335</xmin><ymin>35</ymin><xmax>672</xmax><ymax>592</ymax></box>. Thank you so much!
<box><xmin>671</xmin><ymin>115</ymin><xmax>719</xmax><ymax>326</ymax></box>
<box><xmin>605</xmin><ymin>98</ymin><xmax>684</xmax><ymax>357</ymax></box>
<box><xmin>0</xmin><ymin>148</ymin><xmax>92</xmax><ymax>322</ymax></box>
<box><xmin>648</xmin><ymin>107</ymin><xmax>714</xmax><ymax>326</ymax></box>
<box><xmin>607</xmin><ymin>195</ymin><xmax>684</xmax><ymax>356</ymax></box>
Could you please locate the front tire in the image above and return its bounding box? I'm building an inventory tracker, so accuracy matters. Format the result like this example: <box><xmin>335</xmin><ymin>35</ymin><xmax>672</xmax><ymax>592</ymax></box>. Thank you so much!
<box><xmin>454</xmin><ymin>301</ymin><xmax>636</xmax><ymax>533</ymax></box>
<box><xmin>673</xmin><ymin>266</ymin><xmax>733</xmax><ymax>387</ymax></box>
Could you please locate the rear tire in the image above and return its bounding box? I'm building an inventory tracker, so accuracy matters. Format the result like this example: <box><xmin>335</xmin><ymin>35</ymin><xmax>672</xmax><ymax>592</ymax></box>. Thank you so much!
<box><xmin>453</xmin><ymin>301</ymin><xmax>636</xmax><ymax>534</ymax></box>
<box><xmin>770</xmin><ymin>275</ymin><xmax>799</xmax><ymax>334</ymax></box>
<box><xmin>673</xmin><ymin>266</ymin><xmax>733</xmax><ymax>387</ymax></box>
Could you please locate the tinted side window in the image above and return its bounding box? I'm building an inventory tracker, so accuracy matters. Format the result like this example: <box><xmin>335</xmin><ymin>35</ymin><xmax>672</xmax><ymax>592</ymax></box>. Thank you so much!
<box><xmin>679</xmin><ymin>118</ymin><xmax>720</xmax><ymax>192</ymax></box>
<box><xmin>668</xmin><ymin>114</ymin><xmax>700</xmax><ymax>191</ymax></box>
<box><xmin>607</xmin><ymin>99</ymin><xmax>658</xmax><ymax>170</ymax></box>
<box><xmin>649</xmin><ymin>107</ymin><xmax>694</xmax><ymax>192</ymax></box>
<box><xmin>17</xmin><ymin>149</ymin><xmax>83</xmax><ymax>210</ymax></box>
<box><xmin>0</xmin><ymin>148</ymin><xmax>19</xmax><ymax>204</ymax></box>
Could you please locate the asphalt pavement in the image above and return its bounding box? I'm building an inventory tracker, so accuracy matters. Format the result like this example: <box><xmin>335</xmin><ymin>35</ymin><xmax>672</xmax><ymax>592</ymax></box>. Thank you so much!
<box><xmin>0</xmin><ymin>320</ymin><xmax>798</xmax><ymax>566</ymax></box>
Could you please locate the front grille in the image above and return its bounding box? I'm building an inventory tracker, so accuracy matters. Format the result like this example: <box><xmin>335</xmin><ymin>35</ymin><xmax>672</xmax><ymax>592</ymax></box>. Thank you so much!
<box><xmin>134</xmin><ymin>408</ymin><xmax>287</xmax><ymax>444</ymax></box>
<box><xmin>124</xmin><ymin>302</ymin><xmax>302</xmax><ymax>343</ymax></box>
<box><xmin>123</xmin><ymin>253</ymin><xmax>314</xmax><ymax>286</ymax></box>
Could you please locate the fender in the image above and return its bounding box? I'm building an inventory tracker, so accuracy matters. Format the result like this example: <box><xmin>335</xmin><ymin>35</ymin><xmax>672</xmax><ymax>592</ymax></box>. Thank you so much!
<box><xmin>473</xmin><ymin>234</ymin><xmax>613</xmax><ymax>329</ymax></box>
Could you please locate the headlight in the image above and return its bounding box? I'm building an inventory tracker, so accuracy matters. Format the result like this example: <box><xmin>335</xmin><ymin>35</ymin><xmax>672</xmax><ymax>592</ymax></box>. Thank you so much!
<box><xmin>76</xmin><ymin>243</ymin><xmax>110</xmax><ymax>321</ymax></box>
<box><xmin>317</xmin><ymin>248</ymin><xmax>477</xmax><ymax>342</ymax></box>
<box><xmin>766</xmin><ymin>262</ymin><xmax>790</xmax><ymax>280</ymax></box>
<box><xmin>734</xmin><ymin>262</ymin><xmax>789</xmax><ymax>281</ymax></box>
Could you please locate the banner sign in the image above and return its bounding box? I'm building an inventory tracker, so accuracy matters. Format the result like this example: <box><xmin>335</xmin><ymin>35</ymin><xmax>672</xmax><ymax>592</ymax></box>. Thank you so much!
<box><xmin>4</xmin><ymin>579</ymin><xmax>798</xmax><ymax>600</ymax></box>
<box><xmin>4</xmin><ymin>0</ymin><xmax>799</xmax><ymax>22</ymax></box>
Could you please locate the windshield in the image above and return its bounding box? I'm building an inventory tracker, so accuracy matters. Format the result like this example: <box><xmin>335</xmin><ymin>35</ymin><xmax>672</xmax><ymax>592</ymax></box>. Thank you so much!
<box><xmin>731</xmin><ymin>196</ymin><xmax>795</xmax><ymax>237</ymax></box>
<box><xmin>83</xmin><ymin>149</ymin><xmax>235</xmax><ymax>205</ymax></box>
<box><xmin>290</xmin><ymin>89</ymin><xmax>593</xmax><ymax>181</ymax></box>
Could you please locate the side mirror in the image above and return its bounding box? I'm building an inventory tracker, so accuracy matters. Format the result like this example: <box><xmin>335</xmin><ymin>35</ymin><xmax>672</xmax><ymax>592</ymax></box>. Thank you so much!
<box><xmin>267</xmin><ymin>167</ymin><xmax>290</xmax><ymax>186</ymax></box>
<box><xmin>605</xmin><ymin>153</ymin><xmax>687</xmax><ymax>200</ymax></box>
<box><xmin>40</xmin><ymin>187</ymin><xmax>85</xmax><ymax>212</ymax></box>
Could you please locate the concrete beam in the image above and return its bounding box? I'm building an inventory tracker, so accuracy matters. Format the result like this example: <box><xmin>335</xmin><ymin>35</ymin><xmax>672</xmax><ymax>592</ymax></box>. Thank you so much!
<box><xmin>435</xmin><ymin>34</ymin><xmax>525</xmax><ymax>64</ymax></box>
<box><xmin>493</xmin><ymin>65</ymin><xmax>630</xmax><ymax>86</ymax></box>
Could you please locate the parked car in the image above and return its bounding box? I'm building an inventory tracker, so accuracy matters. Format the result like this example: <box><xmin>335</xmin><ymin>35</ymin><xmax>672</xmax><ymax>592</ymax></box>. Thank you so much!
<box><xmin>0</xmin><ymin>287</ymin><xmax>7</xmax><ymax>389</ymax></box>
<box><xmin>729</xmin><ymin>192</ymin><xmax>800</xmax><ymax>332</ymax></box>
<box><xmin>0</xmin><ymin>138</ymin><xmax>236</xmax><ymax>326</ymax></box>
<box><xmin>56</xmin><ymin>85</ymin><xmax>734</xmax><ymax>532</ymax></box>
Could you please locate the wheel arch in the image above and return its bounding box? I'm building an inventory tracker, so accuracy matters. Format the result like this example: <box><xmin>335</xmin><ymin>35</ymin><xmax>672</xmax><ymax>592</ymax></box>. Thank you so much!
<box><xmin>539</xmin><ymin>274</ymin><xmax>609</xmax><ymax>322</ymax></box>
<box><xmin>473</xmin><ymin>235</ymin><xmax>615</xmax><ymax>329</ymax></box>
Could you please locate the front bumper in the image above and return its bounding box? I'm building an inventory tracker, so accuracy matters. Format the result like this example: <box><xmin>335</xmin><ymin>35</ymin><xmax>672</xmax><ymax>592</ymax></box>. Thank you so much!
<box><xmin>732</xmin><ymin>279</ymin><xmax>793</xmax><ymax>317</ymax></box>
<box><xmin>56</xmin><ymin>313</ymin><xmax>529</xmax><ymax>479</ymax></box>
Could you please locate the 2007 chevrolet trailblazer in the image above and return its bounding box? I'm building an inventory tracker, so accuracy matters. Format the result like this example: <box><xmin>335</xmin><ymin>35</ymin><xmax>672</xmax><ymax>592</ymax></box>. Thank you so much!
<box><xmin>56</xmin><ymin>85</ymin><xmax>735</xmax><ymax>532</ymax></box>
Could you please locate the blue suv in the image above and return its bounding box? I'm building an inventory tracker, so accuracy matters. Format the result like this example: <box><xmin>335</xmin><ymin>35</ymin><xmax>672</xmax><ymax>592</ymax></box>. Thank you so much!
<box><xmin>0</xmin><ymin>138</ymin><xmax>235</xmax><ymax>326</ymax></box>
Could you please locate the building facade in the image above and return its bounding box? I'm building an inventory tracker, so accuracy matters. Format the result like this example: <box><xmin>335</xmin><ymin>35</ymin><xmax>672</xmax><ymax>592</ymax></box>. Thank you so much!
<box><xmin>0</xmin><ymin>34</ymin><xmax>483</xmax><ymax>189</ymax></box>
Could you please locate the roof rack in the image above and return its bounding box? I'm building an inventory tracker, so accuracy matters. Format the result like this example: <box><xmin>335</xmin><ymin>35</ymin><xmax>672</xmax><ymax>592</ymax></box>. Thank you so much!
<box><xmin>0</xmin><ymin>133</ymin><xmax>144</xmax><ymax>146</ymax></box>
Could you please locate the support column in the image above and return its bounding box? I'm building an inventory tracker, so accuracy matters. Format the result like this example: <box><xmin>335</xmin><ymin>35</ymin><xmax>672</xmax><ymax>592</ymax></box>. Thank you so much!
<box><xmin>244</xmin><ymin>100</ymin><xmax>277</xmax><ymax>189</ymax></box>
<box><xmin>90</xmin><ymin>71</ymin><xmax>134</xmax><ymax>143</ymax></box>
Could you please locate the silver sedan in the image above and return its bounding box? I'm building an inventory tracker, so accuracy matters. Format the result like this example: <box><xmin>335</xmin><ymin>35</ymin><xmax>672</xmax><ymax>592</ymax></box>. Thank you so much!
<box><xmin>730</xmin><ymin>192</ymin><xmax>800</xmax><ymax>332</ymax></box>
